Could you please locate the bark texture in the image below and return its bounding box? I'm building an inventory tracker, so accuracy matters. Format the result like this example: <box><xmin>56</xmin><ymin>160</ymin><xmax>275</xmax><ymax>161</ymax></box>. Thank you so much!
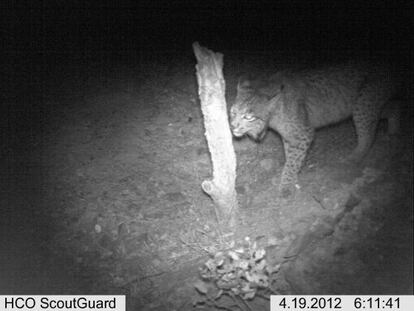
<box><xmin>192</xmin><ymin>42</ymin><xmax>238</xmax><ymax>226</ymax></box>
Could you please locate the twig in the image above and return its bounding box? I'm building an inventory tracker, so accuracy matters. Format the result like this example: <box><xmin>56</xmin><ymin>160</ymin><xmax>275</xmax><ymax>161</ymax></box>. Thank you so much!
<box><xmin>179</xmin><ymin>236</ymin><xmax>211</xmax><ymax>254</ymax></box>
<box><xmin>227</xmin><ymin>292</ymin><xmax>247</xmax><ymax>311</ymax></box>
<box><xmin>139</xmin><ymin>271</ymin><xmax>166</xmax><ymax>280</ymax></box>
<box><xmin>237</xmin><ymin>295</ymin><xmax>253</xmax><ymax>311</ymax></box>
<box><xmin>119</xmin><ymin>271</ymin><xmax>166</xmax><ymax>287</ymax></box>
<box><xmin>282</xmin><ymin>254</ymin><xmax>298</xmax><ymax>261</ymax></box>
<box><xmin>255</xmin><ymin>292</ymin><xmax>271</xmax><ymax>300</ymax></box>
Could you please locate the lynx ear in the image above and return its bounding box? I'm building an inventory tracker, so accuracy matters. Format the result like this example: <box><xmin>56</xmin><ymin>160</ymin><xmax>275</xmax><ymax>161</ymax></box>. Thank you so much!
<box><xmin>264</xmin><ymin>92</ymin><xmax>283</xmax><ymax>116</ymax></box>
<box><xmin>237</xmin><ymin>76</ymin><xmax>253</xmax><ymax>93</ymax></box>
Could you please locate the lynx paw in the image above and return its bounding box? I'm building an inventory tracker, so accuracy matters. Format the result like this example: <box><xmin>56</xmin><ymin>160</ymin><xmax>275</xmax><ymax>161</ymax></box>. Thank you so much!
<box><xmin>347</xmin><ymin>152</ymin><xmax>364</xmax><ymax>163</ymax></box>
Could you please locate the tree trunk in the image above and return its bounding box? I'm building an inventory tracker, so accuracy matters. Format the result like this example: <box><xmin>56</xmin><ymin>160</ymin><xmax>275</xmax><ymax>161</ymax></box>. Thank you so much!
<box><xmin>192</xmin><ymin>42</ymin><xmax>238</xmax><ymax>227</ymax></box>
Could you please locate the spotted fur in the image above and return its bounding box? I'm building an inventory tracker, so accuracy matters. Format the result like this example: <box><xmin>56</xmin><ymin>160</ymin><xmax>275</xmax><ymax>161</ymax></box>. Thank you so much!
<box><xmin>230</xmin><ymin>64</ymin><xmax>401</xmax><ymax>198</ymax></box>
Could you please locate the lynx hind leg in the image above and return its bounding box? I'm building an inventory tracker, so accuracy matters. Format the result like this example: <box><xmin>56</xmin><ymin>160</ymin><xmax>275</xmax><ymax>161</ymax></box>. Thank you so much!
<box><xmin>349</xmin><ymin>93</ymin><xmax>382</xmax><ymax>162</ymax></box>
<box><xmin>279</xmin><ymin>129</ymin><xmax>314</xmax><ymax>199</ymax></box>
<box><xmin>381</xmin><ymin>99</ymin><xmax>400</xmax><ymax>135</ymax></box>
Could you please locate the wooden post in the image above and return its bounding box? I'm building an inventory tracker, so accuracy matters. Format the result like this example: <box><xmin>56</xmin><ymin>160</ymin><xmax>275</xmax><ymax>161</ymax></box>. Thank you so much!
<box><xmin>192</xmin><ymin>42</ymin><xmax>238</xmax><ymax>227</ymax></box>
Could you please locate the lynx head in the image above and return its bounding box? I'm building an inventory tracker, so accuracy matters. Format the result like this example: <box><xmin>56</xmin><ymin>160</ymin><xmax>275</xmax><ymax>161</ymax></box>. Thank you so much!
<box><xmin>230</xmin><ymin>77</ymin><xmax>281</xmax><ymax>141</ymax></box>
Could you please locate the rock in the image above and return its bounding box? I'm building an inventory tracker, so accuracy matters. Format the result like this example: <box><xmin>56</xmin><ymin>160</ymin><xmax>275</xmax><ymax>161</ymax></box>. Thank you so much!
<box><xmin>94</xmin><ymin>224</ymin><xmax>102</xmax><ymax>233</ymax></box>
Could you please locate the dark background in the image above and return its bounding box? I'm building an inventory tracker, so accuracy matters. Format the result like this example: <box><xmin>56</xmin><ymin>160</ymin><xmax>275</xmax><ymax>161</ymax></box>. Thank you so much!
<box><xmin>2</xmin><ymin>0</ymin><xmax>412</xmax><ymax>109</ymax></box>
<box><xmin>2</xmin><ymin>0</ymin><xmax>412</xmax><ymax>53</ymax></box>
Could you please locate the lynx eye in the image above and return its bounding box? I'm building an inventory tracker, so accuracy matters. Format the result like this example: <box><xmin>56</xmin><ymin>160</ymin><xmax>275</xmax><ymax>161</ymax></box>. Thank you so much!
<box><xmin>243</xmin><ymin>114</ymin><xmax>256</xmax><ymax>121</ymax></box>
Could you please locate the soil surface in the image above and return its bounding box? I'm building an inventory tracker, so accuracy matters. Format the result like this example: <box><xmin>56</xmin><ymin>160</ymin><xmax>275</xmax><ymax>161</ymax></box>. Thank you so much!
<box><xmin>2</xmin><ymin>50</ymin><xmax>413</xmax><ymax>310</ymax></box>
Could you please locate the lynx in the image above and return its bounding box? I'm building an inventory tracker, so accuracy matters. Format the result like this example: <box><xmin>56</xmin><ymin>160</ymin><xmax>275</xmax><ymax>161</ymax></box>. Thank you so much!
<box><xmin>230</xmin><ymin>64</ymin><xmax>400</xmax><ymax>198</ymax></box>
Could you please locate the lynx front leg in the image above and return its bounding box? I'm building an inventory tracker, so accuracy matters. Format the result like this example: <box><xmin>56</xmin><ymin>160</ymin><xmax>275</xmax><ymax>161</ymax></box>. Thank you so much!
<box><xmin>349</xmin><ymin>98</ymin><xmax>381</xmax><ymax>163</ymax></box>
<box><xmin>279</xmin><ymin>131</ymin><xmax>313</xmax><ymax>198</ymax></box>
<box><xmin>349</xmin><ymin>118</ymin><xmax>377</xmax><ymax>162</ymax></box>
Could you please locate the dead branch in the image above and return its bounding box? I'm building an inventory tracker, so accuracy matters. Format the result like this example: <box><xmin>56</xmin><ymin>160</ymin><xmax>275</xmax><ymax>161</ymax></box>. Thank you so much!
<box><xmin>193</xmin><ymin>42</ymin><xmax>239</xmax><ymax>227</ymax></box>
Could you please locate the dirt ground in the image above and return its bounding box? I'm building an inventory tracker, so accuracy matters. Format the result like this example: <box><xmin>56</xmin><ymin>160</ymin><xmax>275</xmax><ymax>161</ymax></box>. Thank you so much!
<box><xmin>2</xmin><ymin>50</ymin><xmax>413</xmax><ymax>310</ymax></box>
